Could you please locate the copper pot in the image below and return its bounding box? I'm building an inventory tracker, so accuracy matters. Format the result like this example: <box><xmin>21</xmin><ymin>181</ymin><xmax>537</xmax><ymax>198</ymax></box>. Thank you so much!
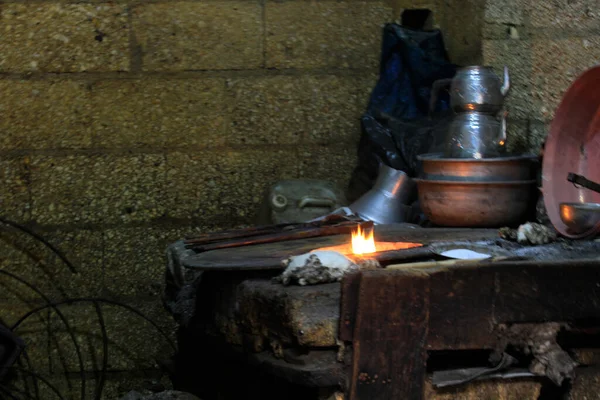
<box><xmin>415</xmin><ymin>179</ymin><xmax>535</xmax><ymax>227</ymax></box>
<box><xmin>418</xmin><ymin>153</ymin><xmax>538</xmax><ymax>182</ymax></box>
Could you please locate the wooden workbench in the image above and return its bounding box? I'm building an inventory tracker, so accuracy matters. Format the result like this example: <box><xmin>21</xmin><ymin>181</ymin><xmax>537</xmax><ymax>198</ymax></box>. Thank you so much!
<box><xmin>341</xmin><ymin>258</ymin><xmax>600</xmax><ymax>399</ymax></box>
<box><xmin>166</xmin><ymin>226</ymin><xmax>600</xmax><ymax>400</ymax></box>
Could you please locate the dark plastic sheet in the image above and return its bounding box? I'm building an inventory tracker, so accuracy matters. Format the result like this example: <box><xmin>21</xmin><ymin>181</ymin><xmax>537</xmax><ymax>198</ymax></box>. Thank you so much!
<box><xmin>348</xmin><ymin>24</ymin><xmax>457</xmax><ymax>202</ymax></box>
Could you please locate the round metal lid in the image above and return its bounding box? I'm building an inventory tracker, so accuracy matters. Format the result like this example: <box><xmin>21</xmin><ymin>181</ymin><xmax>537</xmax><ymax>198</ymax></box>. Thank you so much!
<box><xmin>542</xmin><ymin>65</ymin><xmax>600</xmax><ymax>238</ymax></box>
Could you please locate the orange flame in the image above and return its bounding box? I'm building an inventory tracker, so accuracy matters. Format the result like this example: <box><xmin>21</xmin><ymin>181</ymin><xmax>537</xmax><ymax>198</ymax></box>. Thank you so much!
<box><xmin>351</xmin><ymin>226</ymin><xmax>376</xmax><ymax>255</ymax></box>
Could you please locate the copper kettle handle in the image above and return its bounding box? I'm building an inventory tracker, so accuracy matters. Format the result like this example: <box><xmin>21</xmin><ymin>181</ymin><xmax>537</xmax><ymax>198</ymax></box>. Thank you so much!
<box><xmin>429</xmin><ymin>78</ymin><xmax>453</xmax><ymax>115</ymax></box>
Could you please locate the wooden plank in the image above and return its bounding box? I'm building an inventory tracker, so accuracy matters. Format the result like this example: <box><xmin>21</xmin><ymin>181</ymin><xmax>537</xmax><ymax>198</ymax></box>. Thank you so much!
<box><xmin>350</xmin><ymin>269</ymin><xmax>430</xmax><ymax>400</ymax></box>
<box><xmin>493</xmin><ymin>260</ymin><xmax>600</xmax><ymax>323</ymax></box>
<box><xmin>339</xmin><ymin>272</ymin><xmax>362</xmax><ymax>342</ymax></box>
<box><xmin>427</xmin><ymin>266</ymin><xmax>496</xmax><ymax>350</ymax></box>
<box><xmin>424</xmin><ymin>259</ymin><xmax>600</xmax><ymax>348</ymax></box>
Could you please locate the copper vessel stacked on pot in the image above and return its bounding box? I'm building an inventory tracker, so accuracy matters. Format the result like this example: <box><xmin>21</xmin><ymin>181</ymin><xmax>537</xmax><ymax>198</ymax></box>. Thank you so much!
<box><xmin>416</xmin><ymin>66</ymin><xmax>538</xmax><ymax>227</ymax></box>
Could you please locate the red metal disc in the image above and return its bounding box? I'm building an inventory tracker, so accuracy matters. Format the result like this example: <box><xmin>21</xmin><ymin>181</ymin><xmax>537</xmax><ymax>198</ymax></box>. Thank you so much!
<box><xmin>542</xmin><ymin>66</ymin><xmax>600</xmax><ymax>238</ymax></box>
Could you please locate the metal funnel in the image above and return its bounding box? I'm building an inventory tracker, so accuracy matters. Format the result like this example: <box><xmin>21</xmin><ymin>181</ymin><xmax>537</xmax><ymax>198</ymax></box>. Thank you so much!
<box><xmin>349</xmin><ymin>164</ymin><xmax>415</xmax><ymax>224</ymax></box>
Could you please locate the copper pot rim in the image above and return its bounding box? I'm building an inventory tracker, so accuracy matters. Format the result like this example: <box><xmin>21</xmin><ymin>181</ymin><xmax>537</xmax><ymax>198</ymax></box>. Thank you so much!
<box><xmin>414</xmin><ymin>179</ymin><xmax>536</xmax><ymax>186</ymax></box>
<box><xmin>456</xmin><ymin>65</ymin><xmax>496</xmax><ymax>72</ymax></box>
<box><xmin>417</xmin><ymin>153</ymin><xmax>538</xmax><ymax>163</ymax></box>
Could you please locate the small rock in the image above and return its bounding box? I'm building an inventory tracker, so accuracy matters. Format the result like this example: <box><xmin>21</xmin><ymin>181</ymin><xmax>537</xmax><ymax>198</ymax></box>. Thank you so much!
<box><xmin>120</xmin><ymin>391</ymin><xmax>144</xmax><ymax>400</ymax></box>
<box><xmin>517</xmin><ymin>222</ymin><xmax>557</xmax><ymax>245</ymax></box>
<box><xmin>355</xmin><ymin>258</ymin><xmax>381</xmax><ymax>270</ymax></box>
<box><xmin>499</xmin><ymin>226</ymin><xmax>518</xmax><ymax>241</ymax></box>
<box><xmin>120</xmin><ymin>391</ymin><xmax>202</xmax><ymax>400</ymax></box>
<box><xmin>276</xmin><ymin>251</ymin><xmax>358</xmax><ymax>286</ymax></box>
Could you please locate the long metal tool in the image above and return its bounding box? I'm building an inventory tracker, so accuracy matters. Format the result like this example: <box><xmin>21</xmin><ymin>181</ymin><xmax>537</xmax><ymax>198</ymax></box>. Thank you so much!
<box><xmin>568</xmin><ymin>172</ymin><xmax>600</xmax><ymax>194</ymax></box>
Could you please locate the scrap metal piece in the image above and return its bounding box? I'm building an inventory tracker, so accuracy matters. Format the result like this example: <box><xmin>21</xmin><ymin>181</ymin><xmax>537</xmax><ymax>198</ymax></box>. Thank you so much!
<box><xmin>433</xmin><ymin>368</ymin><xmax>535</xmax><ymax>388</ymax></box>
<box><xmin>492</xmin><ymin>323</ymin><xmax>578</xmax><ymax>386</ymax></box>
<box><xmin>432</xmin><ymin>353</ymin><xmax>518</xmax><ymax>388</ymax></box>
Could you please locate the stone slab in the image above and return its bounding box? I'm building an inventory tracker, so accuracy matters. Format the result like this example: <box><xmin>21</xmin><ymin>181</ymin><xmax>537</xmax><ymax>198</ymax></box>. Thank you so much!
<box><xmin>30</xmin><ymin>154</ymin><xmax>167</xmax><ymax>225</ymax></box>
<box><xmin>485</xmin><ymin>0</ymin><xmax>524</xmax><ymax>25</ymax></box>
<box><xmin>505</xmin><ymin>119</ymin><xmax>530</xmax><ymax>154</ymax></box>
<box><xmin>0</xmin><ymin>80</ymin><xmax>92</xmax><ymax>150</ymax></box>
<box><xmin>528</xmin><ymin>120</ymin><xmax>550</xmax><ymax>152</ymax></box>
<box><xmin>0</xmin><ymin>3</ymin><xmax>129</xmax><ymax>72</ymax></box>
<box><xmin>0</xmin><ymin>227</ymin><xmax>103</xmax><ymax>301</ymax></box>
<box><xmin>482</xmin><ymin>39</ymin><xmax>534</xmax><ymax>119</ymax></box>
<box><xmin>298</xmin><ymin>145</ymin><xmax>357</xmax><ymax>189</ymax></box>
<box><xmin>531</xmin><ymin>36</ymin><xmax>600</xmax><ymax>120</ymax></box>
<box><xmin>568</xmin><ymin>367</ymin><xmax>600</xmax><ymax>399</ymax></box>
<box><xmin>234</xmin><ymin>280</ymin><xmax>341</xmax><ymax>348</ymax></box>
<box><xmin>132</xmin><ymin>2</ymin><xmax>262</xmax><ymax>71</ymax></box>
<box><xmin>391</xmin><ymin>0</ymin><xmax>443</xmax><ymax>27</ymax></box>
<box><xmin>527</xmin><ymin>0</ymin><xmax>600</xmax><ymax>30</ymax></box>
<box><xmin>0</xmin><ymin>156</ymin><xmax>31</xmax><ymax>222</ymax></box>
<box><xmin>442</xmin><ymin>0</ymin><xmax>485</xmax><ymax>65</ymax></box>
<box><xmin>91</xmin><ymin>78</ymin><xmax>226</xmax><ymax>148</ymax></box>
<box><xmin>266</xmin><ymin>2</ymin><xmax>391</xmax><ymax>69</ymax></box>
<box><xmin>165</xmin><ymin>149</ymin><xmax>298</xmax><ymax>224</ymax></box>
<box><xmin>102</xmin><ymin>225</ymin><xmax>193</xmax><ymax>297</ymax></box>
<box><xmin>226</xmin><ymin>75</ymin><xmax>373</xmax><ymax>145</ymax></box>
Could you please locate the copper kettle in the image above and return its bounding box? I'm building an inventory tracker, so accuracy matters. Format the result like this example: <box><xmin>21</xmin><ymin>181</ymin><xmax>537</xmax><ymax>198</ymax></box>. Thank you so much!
<box><xmin>430</xmin><ymin>66</ymin><xmax>510</xmax><ymax>114</ymax></box>
<box><xmin>444</xmin><ymin>111</ymin><xmax>508</xmax><ymax>159</ymax></box>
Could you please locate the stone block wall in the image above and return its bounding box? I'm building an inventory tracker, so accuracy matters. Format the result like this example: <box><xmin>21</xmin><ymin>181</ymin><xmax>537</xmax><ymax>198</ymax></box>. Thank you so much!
<box><xmin>0</xmin><ymin>0</ymin><xmax>393</xmax><ymax>397</ymax></box>
<box><xmin>482</xmin><ymin>0</ymin><xmax>600</xmax><ymax>153</ymax></box>
<box><xmin>2</xmin><ymin>0</ymin><xmax>597</xmax><ymax>397</ymax></box>
<box><xmin>393</xmin><ymin>0</ymin><xmax>485</xmax><ymax>66</ymax></box>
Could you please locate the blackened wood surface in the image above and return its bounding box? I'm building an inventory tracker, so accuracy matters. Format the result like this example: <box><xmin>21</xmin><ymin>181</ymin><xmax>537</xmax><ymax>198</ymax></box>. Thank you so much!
<box><xmin>424</xmin><ymin>260</ymin><xmax>600</xmax><ymax>349</ymax></box>
<box><xmin>493</xmin><ymin>260</ymin><xmax>600</xmax><ymax>322</ymax></box>
<box><xmin>183</xmin><ymin>226</ymin><xmax>498</xmax><ymax>270</ymax></box>
<box><xmin>350</xmin><ymin>269</ymin><xmax>430</xmax><ymax>400</ymax></box>
<box><xmin>427</xmin><ymin>266</ymin><xmax>496</xmax><ymax>350</ymax></box>
<box><xmin>184</xmin><ymin>214</ymin><xmax>353</xmax><ymax>244</ymax></box>
<box><xmin>339</xmin><ymin>272</ymin><xmax>362</xmax><ymax>342</ymax></box>
<box><xmin>186</xmin><ymin>221</ymin><xmax>368</xmax><ymax>251</ymax></box>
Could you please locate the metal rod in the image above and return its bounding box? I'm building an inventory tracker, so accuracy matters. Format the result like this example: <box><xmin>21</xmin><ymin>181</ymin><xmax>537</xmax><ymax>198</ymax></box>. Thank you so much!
<box><xmin>567</xmin><ymin>172</ymin><xmax>600</xmax><ymax>194</ymax></box>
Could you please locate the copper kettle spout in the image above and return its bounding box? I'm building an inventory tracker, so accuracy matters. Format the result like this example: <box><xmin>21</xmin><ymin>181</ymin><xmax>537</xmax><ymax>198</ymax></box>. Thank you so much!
<box><xmin>500</xmin><ymin>111</ymin><xmax>508</xmax><ymax>144</ymax></box>
<box><xmin>501</xmin><ymin>66</ymin><xmax>511</xmax><ymax>97</ymax></box>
